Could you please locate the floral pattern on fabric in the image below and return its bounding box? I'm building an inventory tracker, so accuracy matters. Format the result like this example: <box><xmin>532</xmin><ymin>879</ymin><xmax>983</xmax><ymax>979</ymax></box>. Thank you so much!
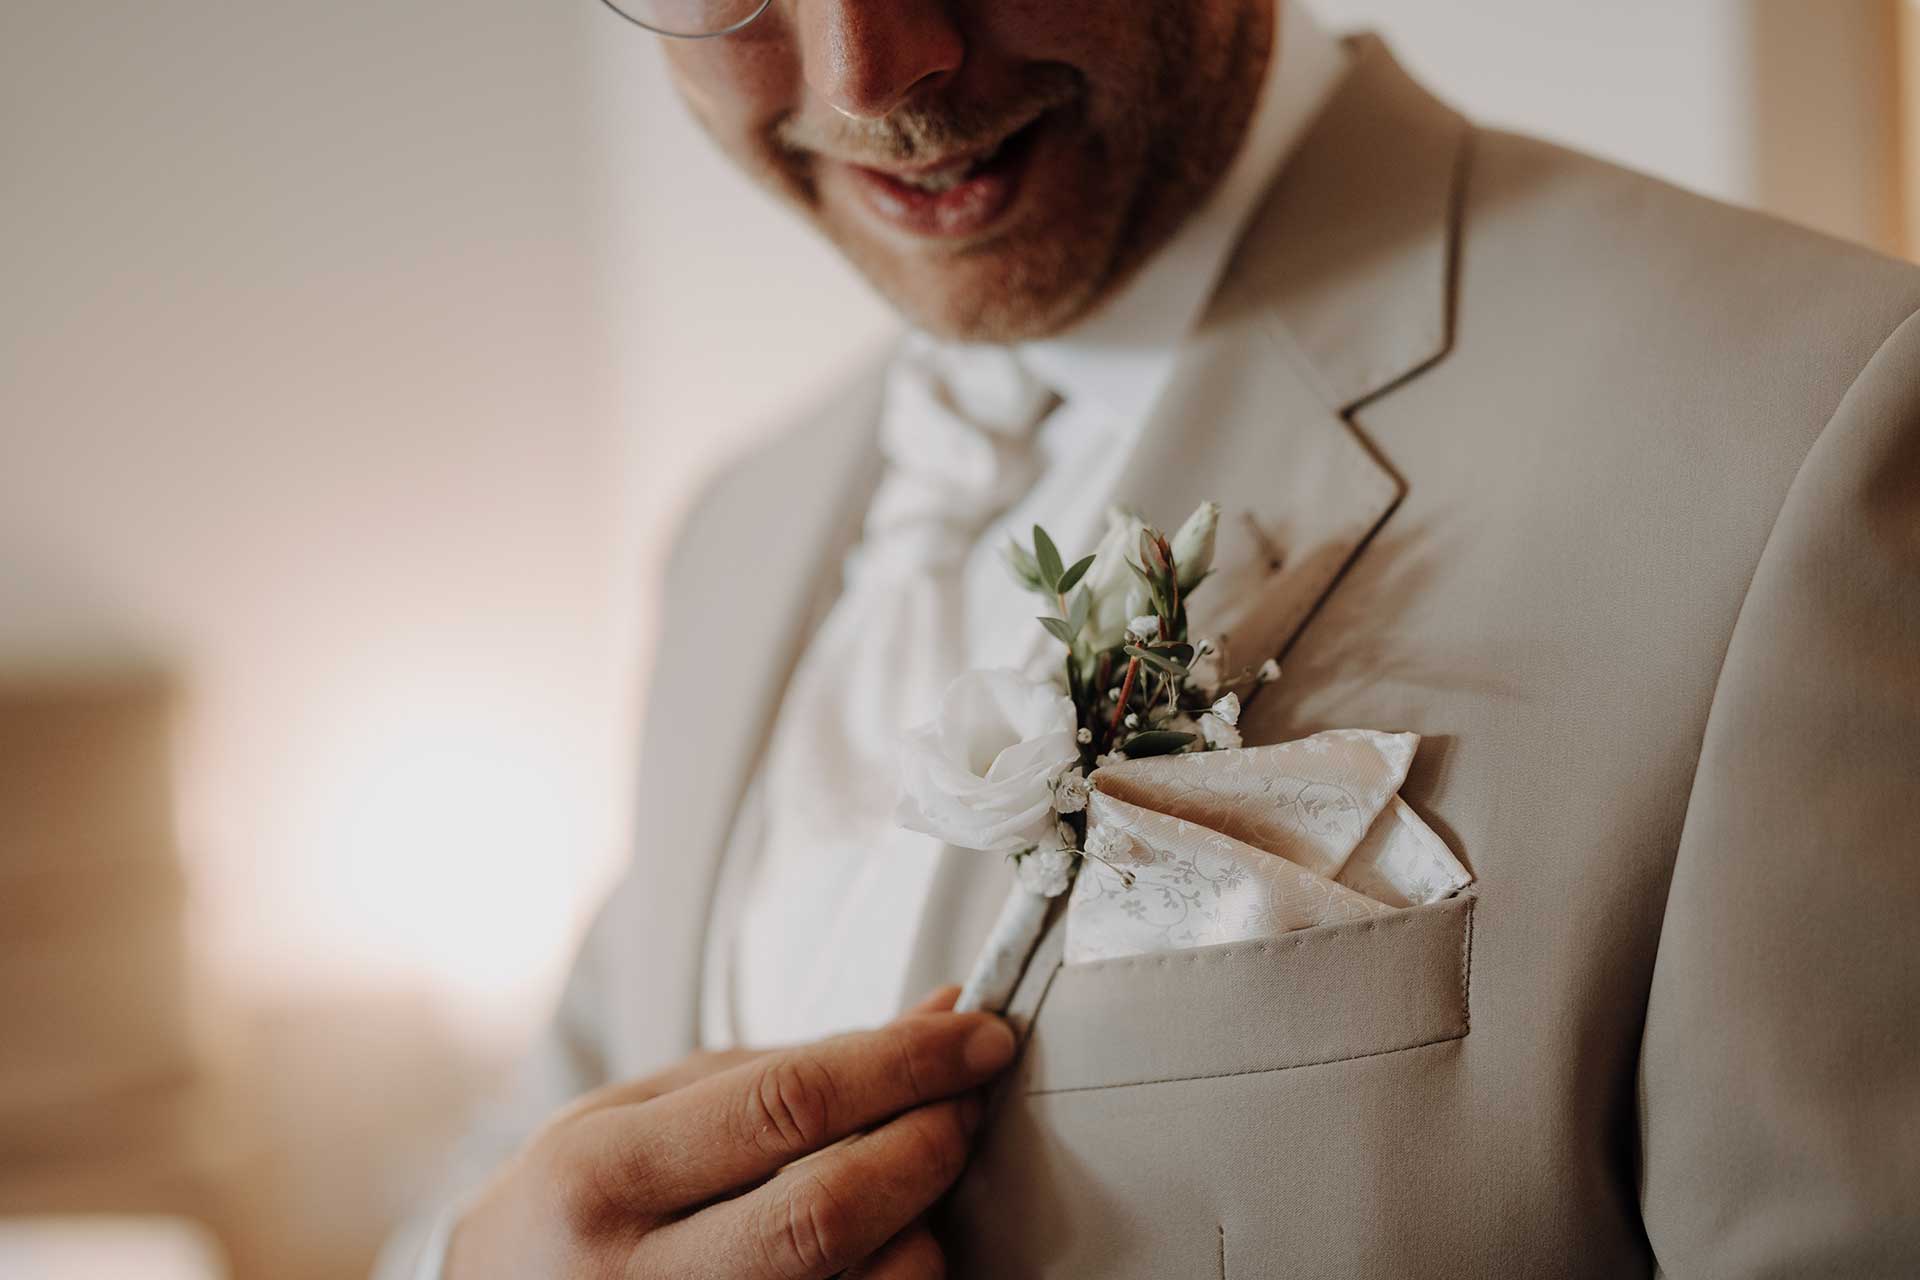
<box><xmin>1065</xmin><ymin>730</ymin><xmax>1471</xmax><ymax>963</ymax></box>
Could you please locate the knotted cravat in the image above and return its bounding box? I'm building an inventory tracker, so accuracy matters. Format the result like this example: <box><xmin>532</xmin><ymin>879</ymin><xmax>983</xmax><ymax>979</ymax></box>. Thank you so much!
<box><xmin>730</xmin><ymin>334</ymin><xmax>1058</xmax><ymax>1042</ymax></box>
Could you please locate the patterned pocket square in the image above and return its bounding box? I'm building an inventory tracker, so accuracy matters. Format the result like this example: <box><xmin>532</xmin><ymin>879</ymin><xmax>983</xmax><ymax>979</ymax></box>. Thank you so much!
<box><xmin>1066</xmin><ymin>730</ymin><xmax>1472</xmax><ymax>963</ymax></box>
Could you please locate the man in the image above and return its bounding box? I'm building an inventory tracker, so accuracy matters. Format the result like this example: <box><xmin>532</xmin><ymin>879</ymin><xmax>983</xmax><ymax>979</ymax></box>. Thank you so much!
<box><xmin>381</xmin><ymin>1</ymin><xmax>1920</xmax><ymax>1275</ymax></box>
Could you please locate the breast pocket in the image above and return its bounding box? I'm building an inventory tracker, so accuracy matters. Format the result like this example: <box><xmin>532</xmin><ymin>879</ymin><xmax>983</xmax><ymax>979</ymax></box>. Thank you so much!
<box><xmin>942</xmin><ymin>895</ymin><xmax>1479</xmax><ymax>1280</ymax></box>
<box><xmin>1021</xmin><ymin>892</ymin><xmax>1475</xmax><ymax>1095</ymax></box>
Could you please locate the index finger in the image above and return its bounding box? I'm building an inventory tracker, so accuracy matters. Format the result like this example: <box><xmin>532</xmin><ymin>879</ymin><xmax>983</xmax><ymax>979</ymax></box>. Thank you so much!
<box><xmin>566</xmin><ymin>1010</ymin><xmax>1013</xmax><ymax>1214</ymax></box>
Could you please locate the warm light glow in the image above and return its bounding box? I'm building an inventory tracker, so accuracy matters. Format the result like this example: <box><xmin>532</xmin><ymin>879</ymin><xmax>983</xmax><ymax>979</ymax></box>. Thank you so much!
<box><xmin>179</xmin><ymin>650</ymin><xmax>631</xmax><ymax>1045</ymax></box>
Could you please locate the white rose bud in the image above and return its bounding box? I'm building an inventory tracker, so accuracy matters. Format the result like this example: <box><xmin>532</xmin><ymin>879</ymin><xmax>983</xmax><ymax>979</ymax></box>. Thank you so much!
<box><xmin>1126</xmin><ymin>614</ymin><xmax>1161</xmax><ymax>642</ymax></box>
<box><xmin>1170</xmin><ymin>500</ymin><xmax>1222</xmax><ymax>591</ymax></box>
<box><xmin>1210</xmin><ymin>692</ymin><xmax>1241</xmax><ymax>726</ymax></box>
<box><xmin>1080</xmin><ymin>507</ymin><xmax>1151</xmax><ymax>651</ymax></box>
<box><xmin>1258</xmin><ymin>658</ymin><xmax>1281</xmax><ymax>684</ymax></box>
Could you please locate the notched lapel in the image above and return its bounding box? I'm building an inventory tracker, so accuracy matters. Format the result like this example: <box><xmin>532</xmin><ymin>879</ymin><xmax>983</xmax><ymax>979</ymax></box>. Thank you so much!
<box><xmin>1112</xmin><ymin>33</ymin><xmax>1470</xmax><ymax>679</ymax></box>
<box><xmin>1111</xmin><ymin>316</ymin><xmax>1404</xmax><ymax>682</ymax></box>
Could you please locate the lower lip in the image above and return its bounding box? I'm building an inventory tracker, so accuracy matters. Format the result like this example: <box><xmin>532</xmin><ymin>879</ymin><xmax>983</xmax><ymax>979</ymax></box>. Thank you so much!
<box><xmin>838</xmin><ymin>119</ymin><xmax>1044</xmax><ymax>241</ymax></box>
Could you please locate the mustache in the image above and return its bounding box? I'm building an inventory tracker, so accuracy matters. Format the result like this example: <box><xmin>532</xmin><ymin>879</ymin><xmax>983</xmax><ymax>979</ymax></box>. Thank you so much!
<box><xmin>774</xmin><ymin>67</ymin><xmax>1082</xmax><ymax>167</ymax></box>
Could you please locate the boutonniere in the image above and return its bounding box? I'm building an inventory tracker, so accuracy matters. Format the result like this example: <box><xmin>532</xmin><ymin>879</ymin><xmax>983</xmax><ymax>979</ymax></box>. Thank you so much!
<box><xmin>896</xmin><ymin>501</ymin><xmax>1280</xmax><ymax>1012</ymax></box>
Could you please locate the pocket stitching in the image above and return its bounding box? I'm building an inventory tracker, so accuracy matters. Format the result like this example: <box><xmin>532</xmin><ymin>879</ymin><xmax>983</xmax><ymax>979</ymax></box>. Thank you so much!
<box><xmin>1027</xmin><ymin>1027</ymin><xmax>1465</xmax><ymax>1096</ymax></box>
<box><xmin>1026</xmin><ymin>895</ymin><xmax>1476</xmax><ymax>1096</ymax></box>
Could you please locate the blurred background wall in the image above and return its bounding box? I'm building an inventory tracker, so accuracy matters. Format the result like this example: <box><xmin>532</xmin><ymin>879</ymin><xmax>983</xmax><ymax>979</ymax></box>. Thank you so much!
<box><xmin>1</xmin><ymin>1</ymin><xmax>1911</xmax><ymax>1276</ymax></box>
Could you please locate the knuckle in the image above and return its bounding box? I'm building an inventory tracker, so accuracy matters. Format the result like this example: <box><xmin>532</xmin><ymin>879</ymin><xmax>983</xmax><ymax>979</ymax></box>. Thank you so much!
<box><xmin>905</xmin><ymin>1105</ymin><xmax>970</xmax><ymax>1186</ymax></box>
<box><xmin>538</xmin><ymin>1120</ymin><xmax>655</xmax><ymax>1234</ymax></box>
<box><xmin>531</xmin><ymin>1133</ymin><xmax>612</xmax><ymax>1235</ymax></box>
<box><xmin>766</xmin><ymin>1172</ymin><xmax>854</xmax><ymax>1277</ymax></box>
<box><xmin>740</xmin><ymin>1054</ymin><xmax>840</xmax><ymax>1155</ymax></box>
<box><xmin>885</xmin><ymin>1023</ymin><xmax>934</xmax><ymax>1101</ymax></box>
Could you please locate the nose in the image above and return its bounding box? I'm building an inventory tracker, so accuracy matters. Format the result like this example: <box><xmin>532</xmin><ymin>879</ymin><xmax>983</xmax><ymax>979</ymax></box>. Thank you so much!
<box><xmin>796</xmin><ymin>0</ymin><xmax>964</xmax><ymax>120</ymax></box>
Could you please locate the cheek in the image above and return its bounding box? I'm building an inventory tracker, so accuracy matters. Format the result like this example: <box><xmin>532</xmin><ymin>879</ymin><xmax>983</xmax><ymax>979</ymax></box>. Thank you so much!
<box><xmin>661</xmin><ymin>21</ymin><xmax>802</xmax><ymax>161</ymax></box>
<box><xmin>970</xmin><ymin>0</ymin><xmax>1149</xmax><ymax>86</ymax></box>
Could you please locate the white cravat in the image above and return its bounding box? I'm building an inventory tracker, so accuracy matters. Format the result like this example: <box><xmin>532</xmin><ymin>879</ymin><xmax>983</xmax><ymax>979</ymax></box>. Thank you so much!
<box><xmin>720</xmin><ymin>338</ymin><xmax>1057</xmax><ymax>1047</ymax></box>
<box><xmin>706</xmin><ymin>2</ymin><xmax>1351</xmax><ymax>1050</ymax></box>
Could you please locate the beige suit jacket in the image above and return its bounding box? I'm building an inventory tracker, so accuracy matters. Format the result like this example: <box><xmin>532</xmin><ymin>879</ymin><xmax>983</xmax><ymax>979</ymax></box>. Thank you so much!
<box><xmin>389</xmin><ymin>38</ymin><xmax>1920</xmax><ymax>1278</ymax></box>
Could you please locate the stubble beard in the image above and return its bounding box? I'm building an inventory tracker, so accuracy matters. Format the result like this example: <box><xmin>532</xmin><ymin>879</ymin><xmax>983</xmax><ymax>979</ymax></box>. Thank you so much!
<box><xmin>800</xmin><ymin>3</ymin><xmax>1275</xmax><ymax>344</ymax></box>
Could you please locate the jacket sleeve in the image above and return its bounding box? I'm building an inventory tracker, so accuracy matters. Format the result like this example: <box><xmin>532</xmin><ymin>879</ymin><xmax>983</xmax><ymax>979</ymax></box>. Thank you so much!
<box><xmin>1639</xmin><ymin>306</ymin><xmax>1920</xmax><ymax>1274</ymax></box>
<box><xmin>368</xmin><ymin>888</ymin><xmax>623</xmax><ymax>1280</ymax></box>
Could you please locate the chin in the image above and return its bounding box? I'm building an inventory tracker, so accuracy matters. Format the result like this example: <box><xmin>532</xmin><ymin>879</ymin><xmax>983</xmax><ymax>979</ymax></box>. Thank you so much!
<box><xmin>828</xmin><ymin>209</ymin><xmax>1129</xmax><ymax>344</ymax></box>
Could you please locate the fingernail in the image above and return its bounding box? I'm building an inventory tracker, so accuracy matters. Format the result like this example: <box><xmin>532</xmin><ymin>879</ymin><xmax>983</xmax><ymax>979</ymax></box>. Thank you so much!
<box><xmin>962</xmin><ymin>1019</ymin><xmax>1015</xmax><ymax>1074</ymax></box>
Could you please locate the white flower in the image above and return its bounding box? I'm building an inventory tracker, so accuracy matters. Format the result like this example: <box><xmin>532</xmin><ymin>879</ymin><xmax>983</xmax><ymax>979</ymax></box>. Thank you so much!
<box><xmin>1126</xmin><ymin>614</ymin><xmax>1161</xmax><ymax>641</ymax></box>
<box><xmin>1124</xmin><ymin>713</ymin><xmax>1139</xmax><ymax>729</ymax></box>
<box><xmin>1169</xmin><ymin>501</ymin><xmax>1222</xmax><ymax>590</ymax></box>
<box><xmin>1075</xmin><ymin>726</ymin><xmax>1092</xmax><ymax>744</ymax></box>
<box><xmin>1258</xmin><ymin>658</ymin><xmax>1281</xmax><ymax>684</ymax></box>
<box><xmin>895</xmin><ymin>669</ymin><xmax>1080</xmax><ymax>853</ymax></box>
<box><xmin>1210</xmin><ymin>692</ymin><xmax>1241</xmax><ymax>726</ymax></box>
<box><xmin>1053</xmin><ymin>770</ymin><xmax>1090</xmax><ymax>814</ymax></box>
<box><xmin>1080</xmin><ymin>508</ymin><xmax>1151</xmax><ymax>651</ymax></box>
<box><xmin>1084</xmin><ymin>824</ymin><xmax>1137</xmax><ymax>865</ymax></box>
<box><xmin>1018</xmin><ymin>847</ymin><xmax>1077</xmax><ymax>898</ymax></box>
<box><xmin>1094</xmin><ymin>750</ymin><xmax>1127</xmax><ymax>769</ymax></box>
<box><xmin>1198</xmin><ymin>711</ymin><xmax>1242</xmax><ymax>750</ymax></box>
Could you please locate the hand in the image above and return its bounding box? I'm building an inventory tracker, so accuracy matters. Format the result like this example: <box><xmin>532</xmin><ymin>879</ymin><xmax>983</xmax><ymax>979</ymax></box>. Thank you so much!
<box><xmin>446</xmin><ymin>988</ymin><xmax>1013</xmax><ymax>1279</ymax></box>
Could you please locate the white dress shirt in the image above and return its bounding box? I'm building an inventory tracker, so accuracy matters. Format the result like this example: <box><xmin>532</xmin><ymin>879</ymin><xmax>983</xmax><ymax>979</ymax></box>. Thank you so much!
<box><xmin>705</xmin><ymin>4</ymin><xmax>1349</xmax><ymax>1051</ymax></box>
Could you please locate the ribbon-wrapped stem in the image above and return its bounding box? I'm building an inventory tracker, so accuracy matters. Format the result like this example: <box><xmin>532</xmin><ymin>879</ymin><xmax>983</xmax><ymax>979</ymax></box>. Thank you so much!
<box><xmin>954</xmin><ymin>880</ymin><xmax>1058</xmax><ymax>1013</ymax></box>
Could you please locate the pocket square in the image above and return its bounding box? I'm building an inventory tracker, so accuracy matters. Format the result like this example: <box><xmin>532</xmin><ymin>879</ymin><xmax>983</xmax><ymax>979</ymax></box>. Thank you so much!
<box><xmin>1065</xmin><ymin>730</ymin><xmax>1472</xmax><ymax>963</ymax></box>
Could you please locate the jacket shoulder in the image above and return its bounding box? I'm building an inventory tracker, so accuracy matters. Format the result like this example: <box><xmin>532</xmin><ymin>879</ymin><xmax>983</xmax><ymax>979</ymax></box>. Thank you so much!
<box><xmin>662</xmin><ymin>344</ymin><xmax>893</xmax><ymax>590</ymax></box>
<box><xmin>1452</xmin><ymin>127</ymin><xmax>1920</xmax><ymax>465</ymax></box>
<box><xmin>1465</xmin><ymin>127</ymin><xmax>1920</xmax><ymax>369</ymax></box>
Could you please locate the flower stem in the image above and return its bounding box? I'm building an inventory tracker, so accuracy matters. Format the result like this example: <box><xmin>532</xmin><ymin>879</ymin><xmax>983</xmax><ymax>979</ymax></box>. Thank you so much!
<box><xmin>955</xmin><ymin>883</ymin><xmax>1057</xmax><ymax>1013</ymax></box>
<box><xmin>1110</xmin><ymin>656</ymin><xmax>1140</xmax><ymax>735</ymax></box>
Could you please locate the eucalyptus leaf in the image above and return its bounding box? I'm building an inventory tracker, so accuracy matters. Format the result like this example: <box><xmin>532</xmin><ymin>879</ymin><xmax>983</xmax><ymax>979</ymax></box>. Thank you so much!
<box><xmin>1122</xmin><ymin>730</ymin><xmax>1195</xmax><ymax>758</ymax></box>
<box><xmin>1038</xmin><ymin>615</ymin><xmax>1078</xmax><ymax>647</ymax></box>
<box><xmin>1067</xmin><ymin>587</ymin><xmax>1092</xmax><ymax>636</ymax></box>
<box><xmin>1006</xmin><ymin>538</ymin><xmax>1045</xmax><ymax>591</ymax></box>
<box><xmin>1057</xmin><ymin>553</ymin><xmax>1096</xmax><ymax>595</ymax></box>
<box><xmin>1124</xmin><ymin>645</ymin><xmax>1189</xmax><ymax>678</ymax></box>
<box><xmin>1033</xmin><ymin>525</ymin><xmax>1065</xmax><ymax>588</ymax></box>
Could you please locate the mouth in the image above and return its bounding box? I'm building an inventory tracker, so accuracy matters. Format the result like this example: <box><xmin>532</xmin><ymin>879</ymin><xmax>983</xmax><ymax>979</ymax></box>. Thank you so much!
<box><xmin>834</xmin><ymin>114</ymin><xmax>1049</xmax><ymax>241</ymax></box>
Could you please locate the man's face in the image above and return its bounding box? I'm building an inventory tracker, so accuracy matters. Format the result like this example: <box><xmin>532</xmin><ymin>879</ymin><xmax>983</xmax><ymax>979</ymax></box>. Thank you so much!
<box><xmin>660</xmin><ymin>0</ymin><xmax>1273</xmax><ymax>342</ymax></box>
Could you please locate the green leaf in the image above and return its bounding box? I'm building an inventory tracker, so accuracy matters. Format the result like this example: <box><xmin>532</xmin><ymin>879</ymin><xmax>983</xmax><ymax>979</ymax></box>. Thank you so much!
<box><xmin>1038</xmin><ymin>615</ymin><xmax>1078</xmax><ymax>647</ymax></box>
<box><xmin>1124</xmin><ymin>645</ymin><xmax>1189</xmax><ymax>679</ymax></box>
<box><xmin>1033</xmin><ymin>525</ymin><xmax>1065</xmax><ymax>589</ymax></box>
<box><xmin>1057</xmin><ymin>553</ymin><xmax>1096</xmax><ymax>595</ymax></box>
<box><xmin>1122</xmin><ymin>730</ymin><xmax>1195</xmax><ymax>758</ymax></box>
<box><xmin>1005</xmin><ymin>538</ymin><xmax>1045</xmax><ymax>591</ymax></box>
<box><xmin>1067</xmin><ymin>587</ymin><xmax>1092</xmax><ymax>637</ymax></box>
